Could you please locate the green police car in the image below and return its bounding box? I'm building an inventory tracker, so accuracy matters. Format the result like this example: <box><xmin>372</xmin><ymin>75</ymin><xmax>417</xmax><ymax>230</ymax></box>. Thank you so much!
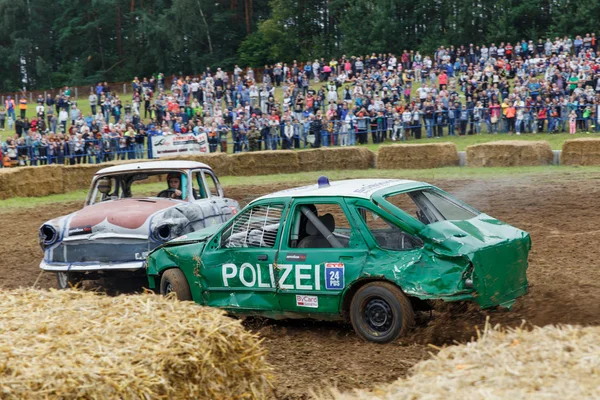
<box><xmin>146</xmin><ymin>178</ymin><xmax>530</xmax><ymax>343</ymax></box>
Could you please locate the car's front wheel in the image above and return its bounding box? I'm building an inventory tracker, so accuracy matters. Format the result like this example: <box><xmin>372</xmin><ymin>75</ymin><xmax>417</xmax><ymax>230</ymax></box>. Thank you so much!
<box><xmin>160</xmin><ymin>269</ymin><xmax>192</xmax><ymax>301</ymax></box>
<box><xmin>349</xmin><ymin>281</ymin><xmax>414</xmax><ymax>343</ymax></box>
<box><xmin>56</xmin><ymin>271</ymin><xmax>84</xmax><ymax>290</ymax></box>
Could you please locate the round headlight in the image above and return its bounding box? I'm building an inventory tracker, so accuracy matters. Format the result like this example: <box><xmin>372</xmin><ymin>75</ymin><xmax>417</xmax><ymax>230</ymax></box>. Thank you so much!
<box><xmin>39</xmin><ymin>225</ymin><xmax>58</xmax><ymax>249</ymax></box>
<box><xmin>156</xmin><ymin>224</ymin><xmax>171</xmax><ymax>241</ymax></box>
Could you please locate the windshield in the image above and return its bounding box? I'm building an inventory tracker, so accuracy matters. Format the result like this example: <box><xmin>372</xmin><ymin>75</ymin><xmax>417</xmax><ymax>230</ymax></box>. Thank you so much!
<box><xmin>89</xmin><ymin>171</ymin><xmax>190</xmax><ymax>204</ymax></box>
<box><xmin>383</xmin><ymin>189</ymin><xmax>479</xmax><ymax>225</ymax></box>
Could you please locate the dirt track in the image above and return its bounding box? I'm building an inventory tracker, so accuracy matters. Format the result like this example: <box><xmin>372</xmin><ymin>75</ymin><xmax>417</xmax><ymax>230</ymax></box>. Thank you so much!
<box><xmin>1</xmin><ymin>176</ymin><xmax>599</xmax><ymax>399</ymax></box>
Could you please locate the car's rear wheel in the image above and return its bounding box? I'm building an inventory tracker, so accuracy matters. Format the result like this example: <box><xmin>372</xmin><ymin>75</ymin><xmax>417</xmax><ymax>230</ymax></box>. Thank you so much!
<box><xmin>349</xmin><ymin>281</ymin><xmax>414</xmax><ymax>343</ymax></box>
<box><xmin>160</xmin><ymin>269</ymin><xmax>192</xmax><ymax>301</ymax></box>
<box><xmin>56</xmin><ymin>272</ymin><xmax>84</xmax><ymax>290</ymax></box>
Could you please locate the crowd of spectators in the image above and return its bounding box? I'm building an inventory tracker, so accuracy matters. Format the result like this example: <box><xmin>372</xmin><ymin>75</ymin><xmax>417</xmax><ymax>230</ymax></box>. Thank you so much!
<box><xmin>2</xmin><ymin>33</ymin><xmax>600</xmax><ymax>167</ymax></box>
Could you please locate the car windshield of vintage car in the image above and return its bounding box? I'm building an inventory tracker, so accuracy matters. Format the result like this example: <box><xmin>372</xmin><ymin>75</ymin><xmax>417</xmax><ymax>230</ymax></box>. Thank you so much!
<box><xmin>383</xmin><ymin>189</ymin><xmax>479</xmax><ymax>225</ymax></box>
<box><xmin>91</xmin><ymin>172</ymin><xmax>190</xmax><ymax>204</ymax></box>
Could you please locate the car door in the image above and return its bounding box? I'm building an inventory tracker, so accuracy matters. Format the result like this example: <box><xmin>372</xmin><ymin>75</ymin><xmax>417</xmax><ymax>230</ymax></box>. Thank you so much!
<box><xmin>274</xmin><ymin>198</ymin><xmax>369</xmax><ymax>316</ymax></box>
<box><xmin>198</xmin><ymin>200</ymin><xmax>287</xmax><ymax>312</ymax></box>
<box><xmin>201</xmin><ymin>168</ymin><xmax>240</xmax><ymax>221</ymax></box>
<box><xmin>190</xmin><ymin>168</ymin><xmax>238</xmax><ymax>228</ymax></box>
<box><xmin>344</xmin><ymin>198</ymin><xmax>426</xmax><ymax>292</ymax></box>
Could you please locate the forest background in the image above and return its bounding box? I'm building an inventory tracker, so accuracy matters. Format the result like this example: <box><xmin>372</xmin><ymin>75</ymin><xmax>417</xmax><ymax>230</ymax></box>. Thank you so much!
<box><xmin>0</xmin><ymin>0</ymin><xmax>597</xmax><ymax>92</ymax></box>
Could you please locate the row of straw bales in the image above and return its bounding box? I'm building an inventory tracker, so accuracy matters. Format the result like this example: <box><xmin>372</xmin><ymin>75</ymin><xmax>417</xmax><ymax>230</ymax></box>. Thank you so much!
<box><xmin>163</xmin><ymin>147</ymin><xmax>376</xmax><ymax>176</ymax></box>
<box><xmin>374</xmin><ymin>138</ymin><xmax>600</xmax><ymax>168</ymax></box>
<box><xmin>319</xmin><ymin>321</ymin><xmax>600</xmax><ymax>400</ymax></box>
<box><xmin>0</xmin><ymin>159</ymin><xmax>142</xmax><ymax>200</ymax></box>
<box><xmin>2</xmin><ymin>139</ymin><xmax>600</xmax><ymax>200</ymax></box>
<box><xmin>0</xmin><ymin>289</ymin><xmax>272</xmax><ymax>399</ymax></box>
<box><xmin>0</xmin><ymin>148</ymin><xmax>376</xmax><ymax>199</ymax></box>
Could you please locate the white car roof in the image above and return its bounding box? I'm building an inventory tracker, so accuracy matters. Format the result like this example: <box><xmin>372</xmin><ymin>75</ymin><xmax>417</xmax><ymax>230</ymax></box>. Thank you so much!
<box><xmin>254</xmin><ymin>179</ymin><xmax>424</xmax><ymax>202</ymax></box>
<box><xmin>95</xmin><ymin>161</ymin><xmax>212</xmax><ymax>175</ymax></box>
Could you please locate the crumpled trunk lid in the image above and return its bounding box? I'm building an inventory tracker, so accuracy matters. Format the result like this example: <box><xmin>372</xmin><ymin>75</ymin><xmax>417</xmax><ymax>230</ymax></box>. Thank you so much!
<box><xmin>468</xmin><ymin>234</ymin><xmax>530</xmax><ymax>308</ymax></box>
<box><xmin>424</xmin><ymin>215</ymin><xmax>531</xmax><ymax>308</ymax></box>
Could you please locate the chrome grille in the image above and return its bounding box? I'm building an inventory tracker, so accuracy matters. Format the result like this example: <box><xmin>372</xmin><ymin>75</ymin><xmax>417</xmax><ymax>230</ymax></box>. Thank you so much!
<box><xmin>50</xmin><ymin>240</ymin><xmax>152</xmax><ymax>263</ymax></box>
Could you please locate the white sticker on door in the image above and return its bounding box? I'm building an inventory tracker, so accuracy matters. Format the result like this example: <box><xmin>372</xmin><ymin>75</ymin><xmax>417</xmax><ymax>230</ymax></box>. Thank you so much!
<box><xmin>296</xmin><ymin>295</ymin><xmax>319</xmax><ymax>308</ymax></box>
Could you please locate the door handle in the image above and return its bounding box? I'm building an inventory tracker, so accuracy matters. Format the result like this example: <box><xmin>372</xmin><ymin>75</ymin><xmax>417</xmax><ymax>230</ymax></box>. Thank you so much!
<box><xmin>257</xmin><ymin>254</ymin><xmax>268</xmax><ymax>261</ymax></box>
<box><xmin>340</xmin><ymin>256</ymin><xmax>354</xmax><ymax>261</ymax></box>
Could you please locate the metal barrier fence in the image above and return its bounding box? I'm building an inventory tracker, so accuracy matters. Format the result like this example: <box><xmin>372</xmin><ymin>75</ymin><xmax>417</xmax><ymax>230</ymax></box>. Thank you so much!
<box><xmin>2</xmin><ymin>111</ymin><xmax>600</xmax><ymax>167</ymax></box>
<box><xmin>1</xmin><ymin>139</ymin><xmax>150</xmax><ymax>167</ymax></box>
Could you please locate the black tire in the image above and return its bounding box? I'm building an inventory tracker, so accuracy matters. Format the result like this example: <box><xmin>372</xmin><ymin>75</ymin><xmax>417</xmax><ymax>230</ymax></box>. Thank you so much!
<box><xmin>349</xmin><ymin>281</ymin><xmax>414</xmax><ymax>343</ymax></box>
<box><xmin>56</xmin><ymin>271</ymin><xmax>84</xmax><ymax>289</ymax></box>
<box><xmin>160</xmin><ymin>269</ymin><xmax>192</xmax><ymax>301</ymax></box>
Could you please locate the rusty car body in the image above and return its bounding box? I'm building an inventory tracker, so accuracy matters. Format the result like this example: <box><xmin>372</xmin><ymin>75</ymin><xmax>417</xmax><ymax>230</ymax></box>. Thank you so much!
<box><xmin>39</xmin><ymin>160</ymin><xmax>239</xmax><ymax>288</ymax></box>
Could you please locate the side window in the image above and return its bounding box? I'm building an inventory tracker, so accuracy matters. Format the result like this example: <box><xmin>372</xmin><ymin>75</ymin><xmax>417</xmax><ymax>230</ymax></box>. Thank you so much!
<box><xmin>220</xmin><ymin>203</ymin><xmax>284</xmax><ymax>248</ymax></box>
<box><xmin>288</xmin><ymin>203</ymin><xmax>351</xmax><ymax>249</ymax></box>
<box><xmin>357</xmin><ymin>207</ymin><xmax>422</xmax><ymax>251</ymax></box>
<box><xmin>192</xmin><ymin>171</ymin><xmax>207</xmax><ymax>199</ymax></box>
<box><xmin>203</xmin><ymin>171</ymin><xmax>221</xmax><ymax>197</ymax></box>
<box><xmin>422</xmin><ymin>190</ymin><xmax>478</xmax><ymax>221</ymax></box>
<box><xmin>384</xmin><ymin>190</ymin><xmax>478</xmax><ymax>225</ymax></box>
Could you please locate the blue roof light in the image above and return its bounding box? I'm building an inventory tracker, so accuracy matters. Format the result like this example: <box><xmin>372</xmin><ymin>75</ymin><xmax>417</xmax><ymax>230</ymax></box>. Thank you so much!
<box><xmin>318</xmin><ymin>176</ymin><xmax>330</xmax><ymax>188</ymax></box>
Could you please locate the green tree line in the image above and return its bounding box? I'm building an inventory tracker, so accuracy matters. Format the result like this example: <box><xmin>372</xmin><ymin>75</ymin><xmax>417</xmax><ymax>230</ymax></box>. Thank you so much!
<box><xmin>0</xmin><ymin>0</ymin><xmax>598</xmax><ymax>92</ymax></box>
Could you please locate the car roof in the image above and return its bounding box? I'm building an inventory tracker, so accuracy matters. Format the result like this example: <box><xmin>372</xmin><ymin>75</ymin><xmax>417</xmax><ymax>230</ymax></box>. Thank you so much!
<box><xmin>95</xmin><ymin>161</ymin><xmax>212</xmax><ymax>175</ymax></box>
<box><xmin>253</xmin><ymin>179</ymin><xmax>427</xmax><ymax>202</ymax></box>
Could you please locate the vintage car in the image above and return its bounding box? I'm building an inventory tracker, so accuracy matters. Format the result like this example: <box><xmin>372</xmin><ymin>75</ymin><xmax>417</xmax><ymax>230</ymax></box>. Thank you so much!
<box><xmin>146</xmin><ymin>178</ymin><xmax>530</xmax><ymax>343</ymax></box>
<box><xmin>39</xmin><ymin>161</ymin><xmax>239</xmax><ymax>289</ymax></box>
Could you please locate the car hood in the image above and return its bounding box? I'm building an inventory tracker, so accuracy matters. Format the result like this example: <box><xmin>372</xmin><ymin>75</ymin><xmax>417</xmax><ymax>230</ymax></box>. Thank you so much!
<box><xmin>66</xmin><ymin>198</ymin><xmax>181</xmax><ymax>238</ymax></box>
<box><xmin>421</xmin><ymin>214</ymin><xmax>531</xmax><ymax>309</ymax></box>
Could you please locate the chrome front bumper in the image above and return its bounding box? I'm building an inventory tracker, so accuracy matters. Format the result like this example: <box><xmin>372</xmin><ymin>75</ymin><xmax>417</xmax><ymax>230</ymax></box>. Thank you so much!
<box><xmin>40</xmin><ymin>260</ymin><xmax>145</xmax><ymax>272</ymax></box>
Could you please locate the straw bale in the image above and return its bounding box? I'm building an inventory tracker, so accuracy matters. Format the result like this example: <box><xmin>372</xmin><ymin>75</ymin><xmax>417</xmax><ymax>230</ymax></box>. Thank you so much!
<box><xmin>297</xmin><ymin>148</ymin><xmax>376</xmax><ymax>171</ymax></box>
<box><xmin>28</xmin><ymin>165</ymin><xmax>65</xmax><ymax>197</ymax></box>
<box><xmin>0</xmin><ymin>166</ymin><xmax>65</xmax><ymax>199</ymax></box>
<box><xmin>0</xmin><ymin>289</ymin><xmax>272</xmax><ymax>399</ymax></box>
<box><xmin>561</xmin><ymin>138</ymin><xmax>600</xmax><ymax>165</ymax></box>
<box><xmin>319</xmin><ymin>322</ymin><xmax>600</xmax><ymax>400</ymax></box>
<box><xmin>231</xmin><ymin>150</ymin><xmax>300</xmax><ymax>176</ymax></box>
<box><xmin>0</xmin><ymin>169</ymin><xmax>21</xmax><ymax>200</ymax></box>
<box><xmin>377</xmin><ymin>143</ymin><xmax>459</xmax><ymax>169</ymax></box>
<box><xmin>466</xmin><ymin>140</ymin><xmax>553</xmax><ymax>167</ymax></box>
<box><xmin>62</xmin><ymin>164</ymin><xmax>105</xmax><ymax>192</ymax></box>
<box><xmin>162</xmin><ymin>153</ymin><xmax>233</xmax><ymax>176</ymax></box>
<box><xmin>296</xmin><ymin>149</ymin><xmax>323</xmax><ymax>171</ymax></box>
<box><xmin>197</xmin><ymin>153</ymin><xmax>234</xmax><ymax>176</ymax></box>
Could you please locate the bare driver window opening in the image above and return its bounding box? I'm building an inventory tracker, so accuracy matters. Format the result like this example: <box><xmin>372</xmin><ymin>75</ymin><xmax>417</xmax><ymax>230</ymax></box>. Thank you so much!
<box><xmin>357</xmin><ymin>207</ymin><xmax>422</xmax><ymax>250</ymax></box>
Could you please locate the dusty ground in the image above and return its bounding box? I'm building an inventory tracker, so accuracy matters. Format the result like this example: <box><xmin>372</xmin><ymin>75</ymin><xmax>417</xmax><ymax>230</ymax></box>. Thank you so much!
<box><xmin>1</xmin><ymin>175</ymin><xmax>599</xmax><ymax>399</ymax></box>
